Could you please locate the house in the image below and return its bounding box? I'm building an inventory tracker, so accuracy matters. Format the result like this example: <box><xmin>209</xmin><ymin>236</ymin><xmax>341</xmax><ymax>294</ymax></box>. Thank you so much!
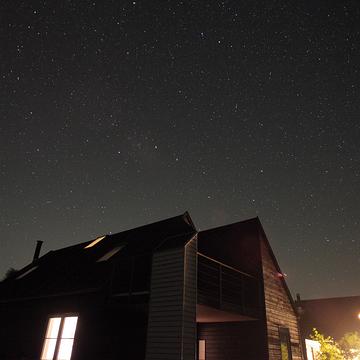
<box><xmin>295</xmin><ymin>295</ymin><xmax>360</xmax><ymax>359</ymax></box>
<box><xmin>0</xmin><ymin>212</ymin><xmax>303</xmax><ymax>360</ymax></box>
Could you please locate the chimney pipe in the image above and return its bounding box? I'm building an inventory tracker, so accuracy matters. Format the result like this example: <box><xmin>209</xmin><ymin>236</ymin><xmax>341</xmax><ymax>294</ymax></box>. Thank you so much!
<box><xmin>33</xmin><ymin>240</ymin><xmax>43</xmax><ymax>262</ymax></box>
<box><xmin>295</xmin><ymin>293</ymin><xmax>304</xmax><ymax>316</ymax></box>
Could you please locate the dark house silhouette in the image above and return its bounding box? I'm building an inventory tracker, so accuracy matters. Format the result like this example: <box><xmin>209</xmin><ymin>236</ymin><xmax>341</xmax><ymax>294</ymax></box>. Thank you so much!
<box><xmin>0</xmin><ymin>212</ymin><xmax>303</xmax><ymax>360</ymax></box>
<box><xmin>296</xmin><ymin>295</ymin><xmax>360</xmax><ymax>358</ymax></box>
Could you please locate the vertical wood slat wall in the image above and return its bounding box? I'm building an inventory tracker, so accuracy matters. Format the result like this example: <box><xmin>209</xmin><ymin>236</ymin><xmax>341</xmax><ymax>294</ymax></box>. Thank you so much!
<box><xmin>182</xmin><ymin>238</ymin><xmax>197</xmax><ymax>359</ymax></box>
<box><xmin>198</xmin><ymin>321</ymin><xmax>265</xmax><ymax>360</ymax></box>
<box><xmin>261</xmin><ymin>240</ymin><xmax>303</xmax><ymax>360</ymax></box>
<box><xmin>145</xmin><ymin>237</ymin><xmax>197</xmax><ymax>360</ymax></box>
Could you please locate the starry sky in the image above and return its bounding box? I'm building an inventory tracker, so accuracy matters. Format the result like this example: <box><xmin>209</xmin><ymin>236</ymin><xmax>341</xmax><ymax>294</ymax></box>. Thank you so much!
<box><xmin>1</xmin><ymin>0</ymin><xmax>359</xmax><ymax>299</ymax></box>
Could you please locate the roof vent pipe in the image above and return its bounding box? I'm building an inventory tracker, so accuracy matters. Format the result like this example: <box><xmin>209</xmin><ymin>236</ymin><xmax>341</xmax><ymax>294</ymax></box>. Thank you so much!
<box><xmin>33</xmin><ymin>240</ymin><xmax>43</xmax><ymax>262</ymax></box>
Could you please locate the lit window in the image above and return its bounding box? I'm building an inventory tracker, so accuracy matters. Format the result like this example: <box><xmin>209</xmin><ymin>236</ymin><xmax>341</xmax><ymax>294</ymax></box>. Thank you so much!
<box><xmin>198</xmin><ymin>339</ymin><xmax>206</xmax><ymax>360</ymax></box>
<box><xmin>16</xmin><ymin>266</ymin><xmax>38</xmax><ymax>280</ymax></box>
<box><xmin>305</xmin><ymin>339</ymin><xmax>320</xmax><ymax>360</ymax></box>
<box><xmin>84</xmin><ymin>235</ymin><xmax>106</xmax><ymax>249</ymax></box>
<box><xmin>41</xmin><ymin>316</ymin><xmax>78</xmax><ymax>360</ymax></box>
<box><xmin>279</xmin><ymin>327</ymin><xmax>293</xmax><ymax>360</ymax></box>
<box><xmin>97</xmin><ymin>245</ymin><xmax>124</xmax><ymax>262</ymax></box>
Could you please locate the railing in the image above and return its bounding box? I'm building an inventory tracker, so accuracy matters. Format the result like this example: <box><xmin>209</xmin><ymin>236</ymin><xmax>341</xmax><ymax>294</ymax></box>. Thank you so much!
<box><xmin>197</xmin><ymin>253</ymin><xmax>261</xmax><ymax>318</ymax></box>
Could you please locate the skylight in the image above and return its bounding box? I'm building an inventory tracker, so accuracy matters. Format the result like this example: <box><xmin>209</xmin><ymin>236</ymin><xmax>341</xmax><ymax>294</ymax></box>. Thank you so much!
<box><xmin>84</xmin><ymin>235</ymin><xmax>106</xmax><ymax>249</ymax></box>
<box><xmin>97</xmin><ymin>245</ymin><xmax>124</xmax><ymax>262</ymax></box>
<box><xmin>16</xmin><ymin>266</ymin><xmax>38</xmax><ymax>280</ymax></box>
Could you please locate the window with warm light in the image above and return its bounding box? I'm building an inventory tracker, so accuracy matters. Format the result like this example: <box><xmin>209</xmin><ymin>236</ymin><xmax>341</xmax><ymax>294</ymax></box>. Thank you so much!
<box><xmin>41</xmin><ymin>316</ymin><xmax>78</xmax><ymax>360</ymax></box>
<box><xmin>198</xmin><ymin>339</ymin><xmax>206</xmax><ymax>360</ymax></box>
<box><xmin>84</xmin><ymin>235</ymin><xmax>106</xmax><ymax>249</ymax></box>
<box><xmin>305</xmin><ymin>339</ymin><xmax>321</xmax><ymax>360</ymax></box>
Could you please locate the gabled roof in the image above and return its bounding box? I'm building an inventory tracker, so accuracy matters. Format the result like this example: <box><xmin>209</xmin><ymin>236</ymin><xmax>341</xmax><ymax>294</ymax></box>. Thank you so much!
<box><xmin>0</xmin><ymin>212</ymin><xmax>197</xmax><ymax>301</ymax></box>
<box><xmin>198</xmin><ymin>217</ymin><xmax>298</xmax><ymax>313</ymax></box>
<box><xmin>198</xmin><ymin>217</ymin><xmax>261</xmax><ymax>276</ymax></box>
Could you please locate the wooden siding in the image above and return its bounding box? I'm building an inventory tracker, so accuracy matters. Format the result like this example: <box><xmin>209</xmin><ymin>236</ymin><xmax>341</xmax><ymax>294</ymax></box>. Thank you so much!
<box><xmin>261</xmin><ymin>240</ymin><xmax>303</xmax><ymax>360</ymax></box>
<box><xmin>183</xmin><ymin>238</ymin><xmax>197</xmax><ymax>359</ymax></box>
<box><xmin>145</xmin><ymin>237</ymin><xmax>197</xmax><ymax>360</ymax></box>
<box><xmin>197</xmin><ymin>321</ymin><xmax>266</xmax><ymax>359</ymax></box>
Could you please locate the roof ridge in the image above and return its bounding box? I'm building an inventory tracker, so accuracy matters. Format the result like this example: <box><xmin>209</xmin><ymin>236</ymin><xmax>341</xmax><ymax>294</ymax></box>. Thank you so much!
<box><xmin>301</xmin><ymin>295</ymin><xmax>360</xmax><ymax>302</ymax></box>
<box><xmin>108</xmin><ymin>211</ymin><xmax>195</xmax><ymax>237</ymax></box>
<box><xmin>198</xmin><ymin>216</ymin><xmax>259</xmax><ymax>233</ymax></box>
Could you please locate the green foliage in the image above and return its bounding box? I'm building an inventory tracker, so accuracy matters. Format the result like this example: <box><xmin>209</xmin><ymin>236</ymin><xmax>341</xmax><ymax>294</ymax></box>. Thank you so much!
<box><xmin>3</xmin><ymin>267</ymin><xmax>18</xmax><ymax>280</ymax></box>
<box><xmin>339</xmin><ymin>332</ymin><xmax>360</xmax><ymax>360</ymax></box>
<box><xmin>310</xmin><ymin>328</ymin><xmax>344</xmax><ymax>360</ymax></box>
<box><xmin>281</xmin><ymin>343</ymin><xmax>289</xmax><ymax>360</ymax></box>
<box><xmin>311</xmin><ymin>329</ymin><xmax>360</xmax><ymax>360</ymax></box>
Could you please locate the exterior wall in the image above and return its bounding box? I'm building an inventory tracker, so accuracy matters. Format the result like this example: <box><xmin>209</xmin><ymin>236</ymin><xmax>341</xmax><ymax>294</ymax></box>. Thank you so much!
<box><xmin>261</xmin><ymin>240</ymin><xmax>303</xmax><ymax>360</ymax></box>
<box><xmin>197</xmin><ymin>321</ymin><xmax>266</xmax><ymax>359</ymax></box>
<box><xmin>0</xmin><ymin>300</ymin><xmax>44</xmax><ymax>360</ymax></box>
<box><xmin>198</xmin><ymin>221</ymin><xmax>262</xmax><ymax>278</ymax></box>
<box><xmin>183</xmin><ymin>238</ymin><xmax>197</xmax><ymax>358</ymax></box>
<box><xmin>0</xmin><ymin>293</ymin><xmax>148</xmax><ymax>360</ymax></box>
<box><xmin>145</xmin><ymin>237</ymin><xmax>197</xmax><ymax>360</ymax></box>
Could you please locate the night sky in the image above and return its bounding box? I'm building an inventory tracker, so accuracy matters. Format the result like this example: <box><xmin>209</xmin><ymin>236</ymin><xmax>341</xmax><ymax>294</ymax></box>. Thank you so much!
<box><xmin>1</xmin><ymin>0</ymin><xmax>359</xmax><ymax>299</ymax></box>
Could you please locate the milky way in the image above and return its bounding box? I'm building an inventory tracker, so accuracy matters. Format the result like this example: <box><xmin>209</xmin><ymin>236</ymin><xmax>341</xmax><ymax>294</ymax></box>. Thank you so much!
<box><xmin>1</xmin><ymin>0</ymin><xmax>359</xmax><ymax>298</ymax></box>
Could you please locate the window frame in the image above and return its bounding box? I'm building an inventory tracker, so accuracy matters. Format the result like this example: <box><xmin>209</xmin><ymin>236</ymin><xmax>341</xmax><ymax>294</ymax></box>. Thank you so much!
<box><xmin>279</xmin><ymin>326</ymin><xmax>293</xmax><ymax>360</ymax></box>
<box><xmin>40</xmin><ymin>314</ymin><xmax>79</xmax><ymax>360</ymax></box>
<box><xmin>96</xmin><ymin>245</ymin><xmax>125</xmax><ymax>262</ymax></box>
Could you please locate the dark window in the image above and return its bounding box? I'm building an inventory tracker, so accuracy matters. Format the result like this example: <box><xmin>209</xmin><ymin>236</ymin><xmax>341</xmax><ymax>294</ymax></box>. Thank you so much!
<box><xmin>279</xmin><ymin>327</ymin><xmax>292</xmax><ymax>360</ymax></box>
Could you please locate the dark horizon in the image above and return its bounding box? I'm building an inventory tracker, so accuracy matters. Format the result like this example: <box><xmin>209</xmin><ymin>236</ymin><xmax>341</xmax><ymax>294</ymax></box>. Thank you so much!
<box><xmin>1</xmin><ymin>0</ymin><xmax>359</xmax><ymax>299</ymax></box>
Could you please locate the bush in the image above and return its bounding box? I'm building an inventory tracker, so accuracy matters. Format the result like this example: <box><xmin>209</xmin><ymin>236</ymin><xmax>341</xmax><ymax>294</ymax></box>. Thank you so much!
<box><xmin>310</xmin><ymin>328</ymin><xmax>344</xmax><ymax>360</ymax></box>
<box><xmin>339</xmin><ymin>332</ymin><xmax>360</xmax><ymax>360</ymax></box>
